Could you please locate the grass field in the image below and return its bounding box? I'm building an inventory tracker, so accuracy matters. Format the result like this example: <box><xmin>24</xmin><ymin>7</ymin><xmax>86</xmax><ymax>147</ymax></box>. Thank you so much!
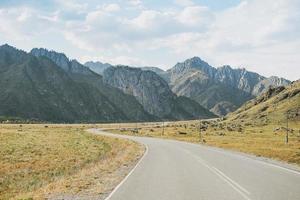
<box><xmin>0</xmin><ymin>124</ymin><xmax>143</xmax><ymax>200</ymax></box>
<box><xmin>104</xmin><ymin>119</ymin><xmax>300</xmax><ymax>166</ymax></box>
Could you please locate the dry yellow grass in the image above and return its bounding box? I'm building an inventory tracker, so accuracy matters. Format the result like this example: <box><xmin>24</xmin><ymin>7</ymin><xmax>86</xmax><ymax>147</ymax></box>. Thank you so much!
<box><xmin>0</xmin><ymin>124</ymin><xmax>143</xmax><ymax>200</ymax></box>
<box><xmin>107</xmin><ymin>119</ymin><xmax>300</xmax><ymax>166</ymax></box>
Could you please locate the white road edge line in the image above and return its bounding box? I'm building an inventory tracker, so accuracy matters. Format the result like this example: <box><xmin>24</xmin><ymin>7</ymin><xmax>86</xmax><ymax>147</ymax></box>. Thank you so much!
<box><xmin>199</xmin><ymin>145</ymin><xmax>300</xmax><ymax>176</ymax></box>
<box><xmin>257</xmin><ymin>160</ymin><xmax>300</xmax><ymax>176</ymax></box>
<box><xmin>104</xmin><ymin>143</ymin><xmax>149</xmax><ymax>200</ymax></box>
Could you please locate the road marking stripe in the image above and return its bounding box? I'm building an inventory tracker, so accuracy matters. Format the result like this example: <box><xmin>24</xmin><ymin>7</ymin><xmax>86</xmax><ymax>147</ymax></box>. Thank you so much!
<box><xmin>104</xmin><ymin>143</ymin><xmax>149</xmax><ymax>200</ymax></box>
<box><xmin>211</xmin><ymin>167</ymin><xmax>252</xmax><ymax>200</ymax></box>
<box><xmin>182</xmin><ymin>148</ymin><xmax>251</xmax><ymax>200</ymax></box>
<box><xmin>212</xmin><ymin>166</ymin><xmax>250</xmax><ymax>195</ymax></box>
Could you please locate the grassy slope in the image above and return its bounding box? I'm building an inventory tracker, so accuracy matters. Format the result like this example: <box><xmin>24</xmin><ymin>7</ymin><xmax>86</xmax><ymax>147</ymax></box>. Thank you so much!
<box><xmin>227</xmin><ymin>80</ymin><xmax>300</xmax><ymax>125</ymax></box>
<box><xmin>0</xmin><ymin>124</ymin><xmax>143</xmax><ymax>199</ymax></box>
<box><xmin>108</xmin><ymin>81</ymin><xmax>300</xmax><ymax>166</ymax></box>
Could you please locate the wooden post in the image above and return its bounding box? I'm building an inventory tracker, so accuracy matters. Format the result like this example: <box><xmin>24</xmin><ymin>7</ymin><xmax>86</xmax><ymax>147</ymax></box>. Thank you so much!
<box><xmin>199</xmin><ymin>119</ymin><xmax>202</xmax><ymax>143</ymax></box>
<box><xmin>286</xmin><ymin>112</ymin><xmax>289</xmax><ymax>144</ymax></box>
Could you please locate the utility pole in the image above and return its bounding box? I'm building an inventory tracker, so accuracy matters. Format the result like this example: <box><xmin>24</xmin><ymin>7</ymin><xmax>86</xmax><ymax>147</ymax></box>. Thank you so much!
<box><xmin>136</xmin><ymin>87</ymin><xmax>144</xmax><ymax>135</ymax></box>
<box><xmin>199</xmin><ymin>119</ymin><xmax>202</xmax><ymax>143</ymax></box>
<box><xmin>162</xmin><ymin>121</ymin><xmax>165</xmax><ymax>136</ymax></box>
<box><xmin>286</xmin><ymin>111</ymin><xmax>289</xmax><ymax>144</ymax></box>
<box><xmin>298</xmin><ymin>108</ymin><xmax>300</xmax><ymax>142</ymax></box>
<box><xmin>135</xmin><ymin>121</ymin><xmax>138</xmax><ymax>135</ymax></box>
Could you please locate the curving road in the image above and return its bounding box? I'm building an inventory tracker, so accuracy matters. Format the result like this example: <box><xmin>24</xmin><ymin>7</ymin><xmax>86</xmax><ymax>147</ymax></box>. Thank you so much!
<box><xmin>91</xmin><ymin>129</ymin><xmax>300</xmax><ymax>200</ymax></box>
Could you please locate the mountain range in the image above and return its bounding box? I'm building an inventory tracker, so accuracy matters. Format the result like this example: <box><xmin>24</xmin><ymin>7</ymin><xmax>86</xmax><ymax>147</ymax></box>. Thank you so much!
<box><xmin>0</xmin><ymin>44</ymin><xmax>216</xmax><ymax>122</ymax></box>
<box><xmin>86</xmin><ymin>57</ymin><xmax>290</xmax><ymax>116</ymax></box>
<box><xmin>0</xmin><ymin>45</ymin><xmax>156</xmax><ymax>122</ymax></box>
<box><xmin>0</xmin><ymin>44</ymin><xmax>292</xmax><ymax>122</ymax></box>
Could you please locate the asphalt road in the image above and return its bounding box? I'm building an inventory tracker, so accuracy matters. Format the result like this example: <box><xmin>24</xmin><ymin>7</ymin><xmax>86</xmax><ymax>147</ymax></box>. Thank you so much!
<box><xmin>92</xmin><ymin>129</ymin><xmax>300</xmax><ymax>200</ymax></box>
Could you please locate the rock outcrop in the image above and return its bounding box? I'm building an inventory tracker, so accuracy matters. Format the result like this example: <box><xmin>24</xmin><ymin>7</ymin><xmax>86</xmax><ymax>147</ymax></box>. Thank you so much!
<box><xmin>103</xmin><ymin>65</ymin><xmax>216</xmax><ymax>120</ymax></box>
<box><xmin>164</xmin><ymin>57</ymin><xmax>290</xmax><ymax>116</ymax></box>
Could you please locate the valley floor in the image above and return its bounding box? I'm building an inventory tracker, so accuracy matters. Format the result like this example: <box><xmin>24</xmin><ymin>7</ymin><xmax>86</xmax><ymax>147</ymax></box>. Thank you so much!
<box><xmin>1</xmin><ymin>119</ymin><xmax>299</xmax><ymax>199</ymax></box>
<box><xmin>0</xmin><ymin>124</ymin><xmax>144</xmax><ymax>200</ymax></box>
<box><xmin>102</xmin><ymin>120</ymin><xmax>300</xmax><ymax>167</ymax></box>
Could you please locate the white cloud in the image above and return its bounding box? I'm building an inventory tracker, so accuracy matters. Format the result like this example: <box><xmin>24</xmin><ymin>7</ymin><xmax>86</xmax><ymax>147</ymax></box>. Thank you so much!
<box><xmin>0</xmin><ymin>0</ymin><xmax>299</xmax><ymax>80</ymax></box>
<box><xmin>103</xmin><ymin>3</ymin><xmax>120</xmax><ymax>12</ymax></box>
<box><xmin>199</xmin><ymin>0</ymin><xmax>300</xmax><ymax>78</ymax></box>
<box><xmin>175</xmin><ymin>0</ymin><xmax>194</xmax><ymax>7</ymax></box>
<box><xmin>38</xmin><ymin>11</ymin><xmax>60</xmax><ymax>22</ymax></box>
<box><xmin>177</xmin><ymin>6</ymin><xmax>213</xmax><ymax>27</ymax></box>
<box><xmin>55</xmin><ymin>0</ymin><xmax>88</xmax><ymax>13</ymax></box>
<box><xmin>17</xmin><ymin>8</ymin><xmax>32</xmax><ymax>22</ymax></box>
<box><xmin>130</xmin><ymin>10</ymin><xmax>163</xmax><ymax>29</ymax></box>
<box><xmin>128</xmin><ymin>0</ymin><xmax>142</xmax><ymax>6</ymax></box>
<box><xmin>63</xmin><ymin>31</ymin><xmax>94</xmax><ymax>51</ymax></box>
<box><xmin>0</xmin><ymin>7</ymin><xmax>61</xmax><ymax>42</ymax></box>
<box><xmin>112</xmin><ymin>55</ymin><xmax>147</xmax><ymax>66</ymax></box>
<box><xmin>63</xmin><ymin>0</ymin><xmax>300</xmax><ymax>80</ymax></box>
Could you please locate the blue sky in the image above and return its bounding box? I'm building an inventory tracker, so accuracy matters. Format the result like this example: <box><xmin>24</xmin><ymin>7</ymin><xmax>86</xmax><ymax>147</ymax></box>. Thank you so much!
<box><xmin>0</xmin><ymin>0</ymin><xmax>299</xmax><ymax>80</ymax></box>
<box><xmin>0</xmin><ymin>0</ymin><xmax>242</xmax><ymax>10</ymax></box>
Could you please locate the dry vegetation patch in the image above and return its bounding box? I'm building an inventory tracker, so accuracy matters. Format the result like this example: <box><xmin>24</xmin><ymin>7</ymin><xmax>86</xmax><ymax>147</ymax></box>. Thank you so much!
<box><xmin>107</xmin><ymin>120</ymin><xmax>300</xmax><ymax>166</ymax></box>
<box><xmin>0</xmin><ymin>124</ymin><xmax>143</xmax><ymax>199</ymax></box>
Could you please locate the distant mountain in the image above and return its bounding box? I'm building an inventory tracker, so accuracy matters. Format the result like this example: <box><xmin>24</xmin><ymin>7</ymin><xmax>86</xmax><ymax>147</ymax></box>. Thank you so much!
<box><xmin>103</xmin><ymin>65</ymin><xmax>216</xmax><ymax>120</ymax></box>
<box><xmin>141</xmin><ymin>66</ymin><xmax>170</xmax><ymax>82</ymax></box>
<box><xmin>141</xmin><ymin>66</ymin><xmax>165</xmax><ymax>74</ymax></box>
<box><xmin>165</xmin><ymin>57</ymin><xmax>290</xmax><ymax>116</ymax></box>
<box><xmin>31</xmin><ymin>48</ymin><xmax>156</xmax><ymax>122</ymax></box>
<box><xmin>210</xmin><ymin>101</ymin><xmax>237</xmax><ymax>117</ymax></box>
<box><xmin>84</xmin><ymin>61</ymin><xmax>112</xmax><ymax>75</ymax></box>
<box><xmin>1</xmin><ymin>44</ymin><xmax>292</xmax><ymax>121</ymax></box>
<box><xmin>227</xmin><ymin>80</ymin><xmax>300</xmax><ymax>126</ymax></box>
<box><xmin>252</xmin><ymin>76</ymin><xmax>291</xmax><ymax>96</ymax></box>
<box><xmin>31</xmin><ymin>48</ymin><xmax>93</xmax><ymax>75</ymax></box>
<box><xmin>84</xmin><ymin>62</ymin><xmax>170</xmax><ymax>80</ymax></box>
<box><xmin>0</xmin><ymin>44</ymin><xmax>154</xmax><ymax>122</ymax></box>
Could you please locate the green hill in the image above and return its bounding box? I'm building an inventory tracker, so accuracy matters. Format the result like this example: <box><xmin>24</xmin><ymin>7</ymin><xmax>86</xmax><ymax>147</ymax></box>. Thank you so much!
<box><xmin>227</xmin><ymin>80</ymin><xmax>300</xmax><ymax>126</ymax></box>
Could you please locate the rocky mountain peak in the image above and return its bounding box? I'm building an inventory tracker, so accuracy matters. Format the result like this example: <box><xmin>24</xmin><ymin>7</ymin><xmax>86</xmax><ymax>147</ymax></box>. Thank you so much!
<box><xmin>187</xmin><ymin>56</ymin><xmax>207</xmax><ymax>64</ymax></box>
<box><xmin>31</xmin><ymin>48</ymin><xmax>70</xmax><ymax>71</ymax></box>
<box><xmin>0</xmin><ymin>44</ymin><xmax>29</xmax><ymax>68</ymax></box>
<box><xmin>31</xmin><ymin>48</ymin><xmax>93</xmax><ymax>75</ymax></box>
<box><xmin>176</xmin><ymin>56</ymin><xmax>214</xmax><ymax>72</ymax></box>
<box><xmin>165</xmin><ymin>56</ymin><xmax>291</xmax><ymax>116</ymax></box>
<box><xmin>142</xmin><ymin>66</ymin><xmax>165</xmax><ymax>74</ymax></box>
<box><xmin>103</xmin><ymin>65</ymin><xmax>174</xmax><ymax>117</ymax></box>
<box><xmin>219</xmin><ymin>65</ymin><xmax>233</xmax><ymax>70</ymax></box>
<box><xmin>252</xmin><ymin>76</ymin><xmax>291</xmax><ymax>96</ymax></box>
<box><xmin>103</xmin><ymin>65</ymin><xmax>215</xmax><ymax>119</ymax></box>
<box><xmin>0</xmin><ymin>44</ymin><xmax>27</xmax><ymax>56</ymax></box>
<box><xmin>0</xmin><ymin>44</ymin><xmax>14</xmax><ymax>50</ymax></box>
<box><xmin>168</xmin><ymin>56</ymin><xmax>215</xmax><ymax>84</ymax></box>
